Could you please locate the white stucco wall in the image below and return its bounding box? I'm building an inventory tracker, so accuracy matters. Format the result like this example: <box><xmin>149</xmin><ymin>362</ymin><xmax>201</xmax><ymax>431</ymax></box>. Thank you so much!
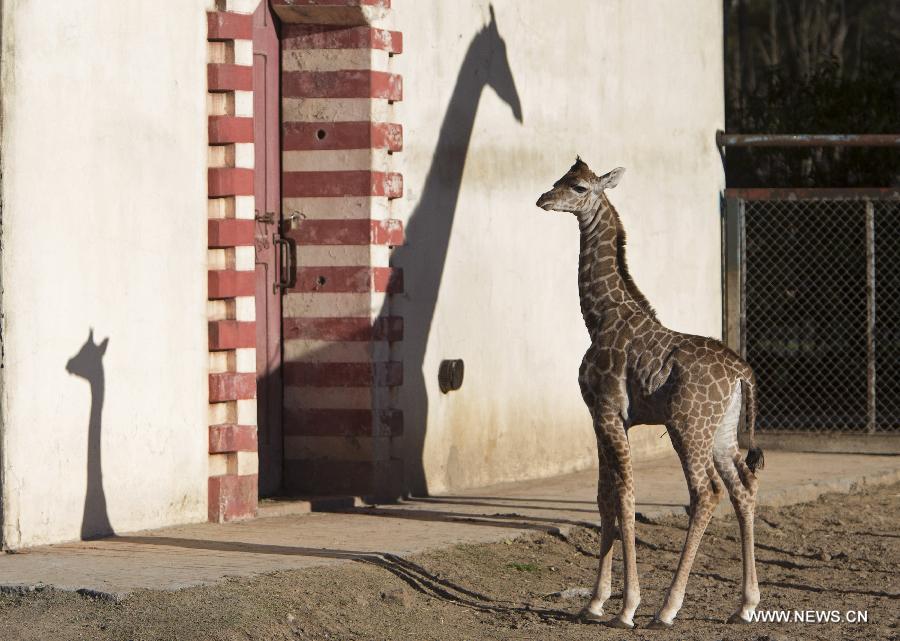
<box><xmin>0</xmin><ymin>0</ymin><xmax>212</xmax><ymax>547</ymax></box>
<box><xmin>393</xmin><ymin>1</ymin><xmax>724</xmax><ymax>493</ymax></box>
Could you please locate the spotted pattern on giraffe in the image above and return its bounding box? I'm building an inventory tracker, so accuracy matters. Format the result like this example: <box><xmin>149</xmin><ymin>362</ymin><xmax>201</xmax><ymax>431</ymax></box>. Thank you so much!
<box><xmin>535</xmin><ymin>157</ymin><xmax>763</xmax><ymax>629</ymax></box>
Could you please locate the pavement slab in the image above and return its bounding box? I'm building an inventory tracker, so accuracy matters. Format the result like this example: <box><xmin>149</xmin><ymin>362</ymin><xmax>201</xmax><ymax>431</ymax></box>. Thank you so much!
<box><xmin>0</xmin><ymin>449</ymin><xmax>897</xmax><ymax>600</ymax></box>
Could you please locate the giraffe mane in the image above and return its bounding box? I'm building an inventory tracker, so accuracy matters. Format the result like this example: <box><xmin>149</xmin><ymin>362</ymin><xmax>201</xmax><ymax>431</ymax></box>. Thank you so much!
<box><xmin>611</xmin><ymin>208</ymin><xmax>658</xmax><ymax>321</ymax></box>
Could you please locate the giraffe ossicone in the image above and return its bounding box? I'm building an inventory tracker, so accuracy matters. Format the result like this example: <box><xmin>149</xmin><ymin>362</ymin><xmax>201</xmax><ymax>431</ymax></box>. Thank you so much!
<box><xmin>535</xmin><ymin>157</ymin><xmax>764</xmax><ymax>629</ymax></box>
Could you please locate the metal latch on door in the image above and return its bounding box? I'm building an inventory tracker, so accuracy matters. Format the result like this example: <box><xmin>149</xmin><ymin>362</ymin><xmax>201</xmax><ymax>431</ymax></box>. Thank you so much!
<box><xmin>256</xmin><ymin>211</ymin><xmax>298</xmax><ymax>293</ymax></box>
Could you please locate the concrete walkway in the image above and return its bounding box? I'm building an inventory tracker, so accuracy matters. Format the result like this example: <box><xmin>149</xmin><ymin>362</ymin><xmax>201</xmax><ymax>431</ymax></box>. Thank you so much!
<box><xmin>1</xmin><ymin>450</ymin><xmax>897</xmax><ymax>600</ymax></box>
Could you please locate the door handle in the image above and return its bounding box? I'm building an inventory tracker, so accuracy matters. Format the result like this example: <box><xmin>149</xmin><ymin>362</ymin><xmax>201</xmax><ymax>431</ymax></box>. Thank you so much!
<box><xmin>271</xmin><ymin>213</ymin><xmax>300</xmax><ymax>293</ymax></box>
<box><xmin>273</xmin><ymin>233</ymin><xmax>297</xmax><ymax>293</ymax></box>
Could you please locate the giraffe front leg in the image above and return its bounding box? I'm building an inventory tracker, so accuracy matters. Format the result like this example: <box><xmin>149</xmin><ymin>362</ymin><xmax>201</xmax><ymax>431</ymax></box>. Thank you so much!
<box><xmin>580</xmin><ymin>458</ymin><xmax>617</xmax><ymax>622</ymax></box>
<box><xmin>594</xmin><ymin>409</ymin><xmax>640</xmax><ymax>629</ymax></box>
<box><xmin>609</xmin><ymin>478</ymin><xmax>640</xmax><ymax>628</ymax></box>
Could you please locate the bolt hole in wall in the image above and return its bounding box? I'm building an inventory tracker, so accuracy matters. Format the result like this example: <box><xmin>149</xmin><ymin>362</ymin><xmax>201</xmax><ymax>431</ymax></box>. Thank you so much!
<box><xmin>316</xmin><ymin>276</ymin><xmax>327</xmax><ymax>287</ymax></box>
<box><xmin>316</xmin><ymin>129</ymin><xmax>327</xmax><ymax>141</ymax></box>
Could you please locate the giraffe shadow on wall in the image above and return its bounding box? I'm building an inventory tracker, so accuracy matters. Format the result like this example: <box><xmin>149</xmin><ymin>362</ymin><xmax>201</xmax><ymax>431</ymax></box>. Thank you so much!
<box><xmin>387</xmin><ymin>5</ymin><xmax>523</xmax><ymax>494</ymax></box>
<box><xmin>66</xmin><ymin>329</ymin><xmax>113</xmax><ymax>539</ymax></box>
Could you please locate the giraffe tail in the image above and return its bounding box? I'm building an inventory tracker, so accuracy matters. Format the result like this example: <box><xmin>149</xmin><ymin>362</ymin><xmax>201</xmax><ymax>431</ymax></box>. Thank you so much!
<box><xmin>741</xmin><ymin>374</ymin><xmax>765</xmax><ymax>473</ymax></box>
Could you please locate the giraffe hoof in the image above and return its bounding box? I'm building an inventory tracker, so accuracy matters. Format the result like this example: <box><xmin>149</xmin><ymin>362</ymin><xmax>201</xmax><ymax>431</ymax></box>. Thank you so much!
<box><xmin>727</xmin><ymin>612</ymin><xmax>752</xmax><ymax>624</ymax></box>
<box><xmin>604</xmin><ymin>615</ymin><xmax>635</xmax><ymax>629</ymax></box>
<box><xmin>646</xmin><ymin>617</ymin><xmax>674</xmax><ymax>630</ymax></box>
<box><xmin>577</xmin><ymin>608</ymin><xmax>605</xmax><ymax>624</ymax></box>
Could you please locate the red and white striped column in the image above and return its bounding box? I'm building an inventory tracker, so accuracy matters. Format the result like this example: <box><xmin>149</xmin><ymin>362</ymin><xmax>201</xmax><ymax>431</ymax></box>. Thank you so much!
<box><xmin>273</xmin><ymin>2</ymin><xmax>405</xmax><ymax>498</ymax></box>
<box><xmin>206</xmin><ymin>1</ymin><xmax>260</xmax><ymax>522</ymax></box>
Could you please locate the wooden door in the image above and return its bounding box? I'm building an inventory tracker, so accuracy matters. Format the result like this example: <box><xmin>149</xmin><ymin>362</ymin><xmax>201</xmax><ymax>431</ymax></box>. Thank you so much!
<box><xmin>253</xmin><ymin>0</ymin><xmax>283</xmax><ymax>496</ymax></box>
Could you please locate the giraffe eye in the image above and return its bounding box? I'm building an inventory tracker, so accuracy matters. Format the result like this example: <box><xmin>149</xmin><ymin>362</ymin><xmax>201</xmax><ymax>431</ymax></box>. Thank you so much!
<box><xmin>572</xmin><ymin>185</ymin><xmax>588</xmax><ymax>194</ymax></box>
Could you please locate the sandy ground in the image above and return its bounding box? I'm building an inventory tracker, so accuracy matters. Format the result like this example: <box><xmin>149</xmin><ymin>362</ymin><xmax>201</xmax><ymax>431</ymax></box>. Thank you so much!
<box><xmin>0</xmin><ymin>482</ymin><xmax>897</xmax><ymax>641</ymax></box>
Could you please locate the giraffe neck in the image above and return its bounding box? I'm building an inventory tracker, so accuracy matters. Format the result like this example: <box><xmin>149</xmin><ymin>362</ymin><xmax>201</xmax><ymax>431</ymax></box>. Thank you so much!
<box><xmin>576</xmin><ymin>195</ymin><xmax>657</xmax><ymax>334</ymax></box>
<box><xmin>87</xmin><ymin>377</ymin><xmax>104</xmax><ymax>452</ymax></box>
<box><xmin>81</xmin><ymin>368</ymin><xmax>111</xmax><ymax>537</ymax></box>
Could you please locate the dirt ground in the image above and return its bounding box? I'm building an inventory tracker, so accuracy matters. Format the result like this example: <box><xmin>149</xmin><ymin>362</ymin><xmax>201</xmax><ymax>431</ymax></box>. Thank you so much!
<box><xmin>0</xmin><ymin>483</ymin><xmax>897</xmax><ymax>641</ymax></box>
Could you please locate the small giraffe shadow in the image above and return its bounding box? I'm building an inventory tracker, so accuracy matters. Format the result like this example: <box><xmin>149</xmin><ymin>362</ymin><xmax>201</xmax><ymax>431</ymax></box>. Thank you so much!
<box><xmin>66</xmin><ymin>329</ymin><xmax>113</xmax><ymax>540</ymax></box>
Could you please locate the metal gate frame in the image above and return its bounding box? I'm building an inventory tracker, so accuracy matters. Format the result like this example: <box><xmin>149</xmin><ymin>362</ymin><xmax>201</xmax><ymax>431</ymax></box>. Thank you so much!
<box><xmin>723</xmin><ymin>187</ymin><xmax>900</xmax><ymax>454</ymax></box>
<box><xmin>718</xmin><ymin>132</ymin><xmax>900</xmax><ymax>453</ymax></box>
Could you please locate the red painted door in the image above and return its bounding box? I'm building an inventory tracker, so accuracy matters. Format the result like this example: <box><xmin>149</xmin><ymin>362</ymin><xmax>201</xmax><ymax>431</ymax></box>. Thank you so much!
<box><xmin>253</xmin><ymin>0</ymin><xmax>283</xmax><ymax>496</ymax></box>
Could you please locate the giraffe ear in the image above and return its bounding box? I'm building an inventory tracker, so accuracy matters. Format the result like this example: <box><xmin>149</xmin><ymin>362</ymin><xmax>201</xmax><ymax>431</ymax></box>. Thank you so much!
<box><xmin>595</xmin><ymin>167</ymin><xmax>625</xmax><ymax>192</ymax></box>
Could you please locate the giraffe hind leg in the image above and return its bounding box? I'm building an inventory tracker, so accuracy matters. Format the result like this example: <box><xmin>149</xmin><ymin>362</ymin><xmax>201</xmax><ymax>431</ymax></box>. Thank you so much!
<box><xmin>711</xmin><ymin>384</ymin><xmax>761</xmax><ymax>623</ymax></box>
<box><xmin>652</xmin><ymin>426</ymin><xmax>722</xmax><ymax>627</ymax></box>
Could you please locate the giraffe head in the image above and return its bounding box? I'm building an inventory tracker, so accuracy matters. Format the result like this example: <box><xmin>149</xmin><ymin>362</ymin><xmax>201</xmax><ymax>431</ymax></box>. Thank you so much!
<box><xmin>66</xmin><ymin>328</ymin><xmax>109</xmax><ymax>382</ymax></box>
<box><xmin>535</xmin><ymin>157</ymin><xmax>625</xmax><ymax>214</ymax></box>
<box><xmin>481</xmin><ymin>5</ymin><xmax>523</xmax><ymax>123</ymax></box>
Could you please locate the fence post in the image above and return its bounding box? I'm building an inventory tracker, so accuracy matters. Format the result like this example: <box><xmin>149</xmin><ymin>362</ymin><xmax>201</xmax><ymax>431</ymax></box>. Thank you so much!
<box><xmin>866</xmin><ymin>200</ymin><xmax>877</xmax><ymax>433</ymax></box>
<box><xmin>724</xmin><ymin>195</ymin><xmax>744</xmax><ymax>356</ymax></box>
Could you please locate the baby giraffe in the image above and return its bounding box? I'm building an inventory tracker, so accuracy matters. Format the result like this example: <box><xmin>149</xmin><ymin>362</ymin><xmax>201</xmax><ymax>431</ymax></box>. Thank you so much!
<box><xmin>536</xmin><ymin>158</ymin><xmax>764</xmax><ymax>629</ymax></box>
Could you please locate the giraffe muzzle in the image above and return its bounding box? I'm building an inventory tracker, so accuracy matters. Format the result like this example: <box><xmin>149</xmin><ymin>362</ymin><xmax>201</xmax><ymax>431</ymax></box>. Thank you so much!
<box><xmin>536</xmin><ymin>191</ymin><xmax>555</xmax><ymax>210</ymax></box>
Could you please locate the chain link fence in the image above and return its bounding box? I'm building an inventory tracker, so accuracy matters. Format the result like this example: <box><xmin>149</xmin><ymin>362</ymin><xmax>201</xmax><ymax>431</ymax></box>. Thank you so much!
<box><xmin>733</xmin><ymin>194</ymin><xmax>900</xmax><ymax>433</ymax></box>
